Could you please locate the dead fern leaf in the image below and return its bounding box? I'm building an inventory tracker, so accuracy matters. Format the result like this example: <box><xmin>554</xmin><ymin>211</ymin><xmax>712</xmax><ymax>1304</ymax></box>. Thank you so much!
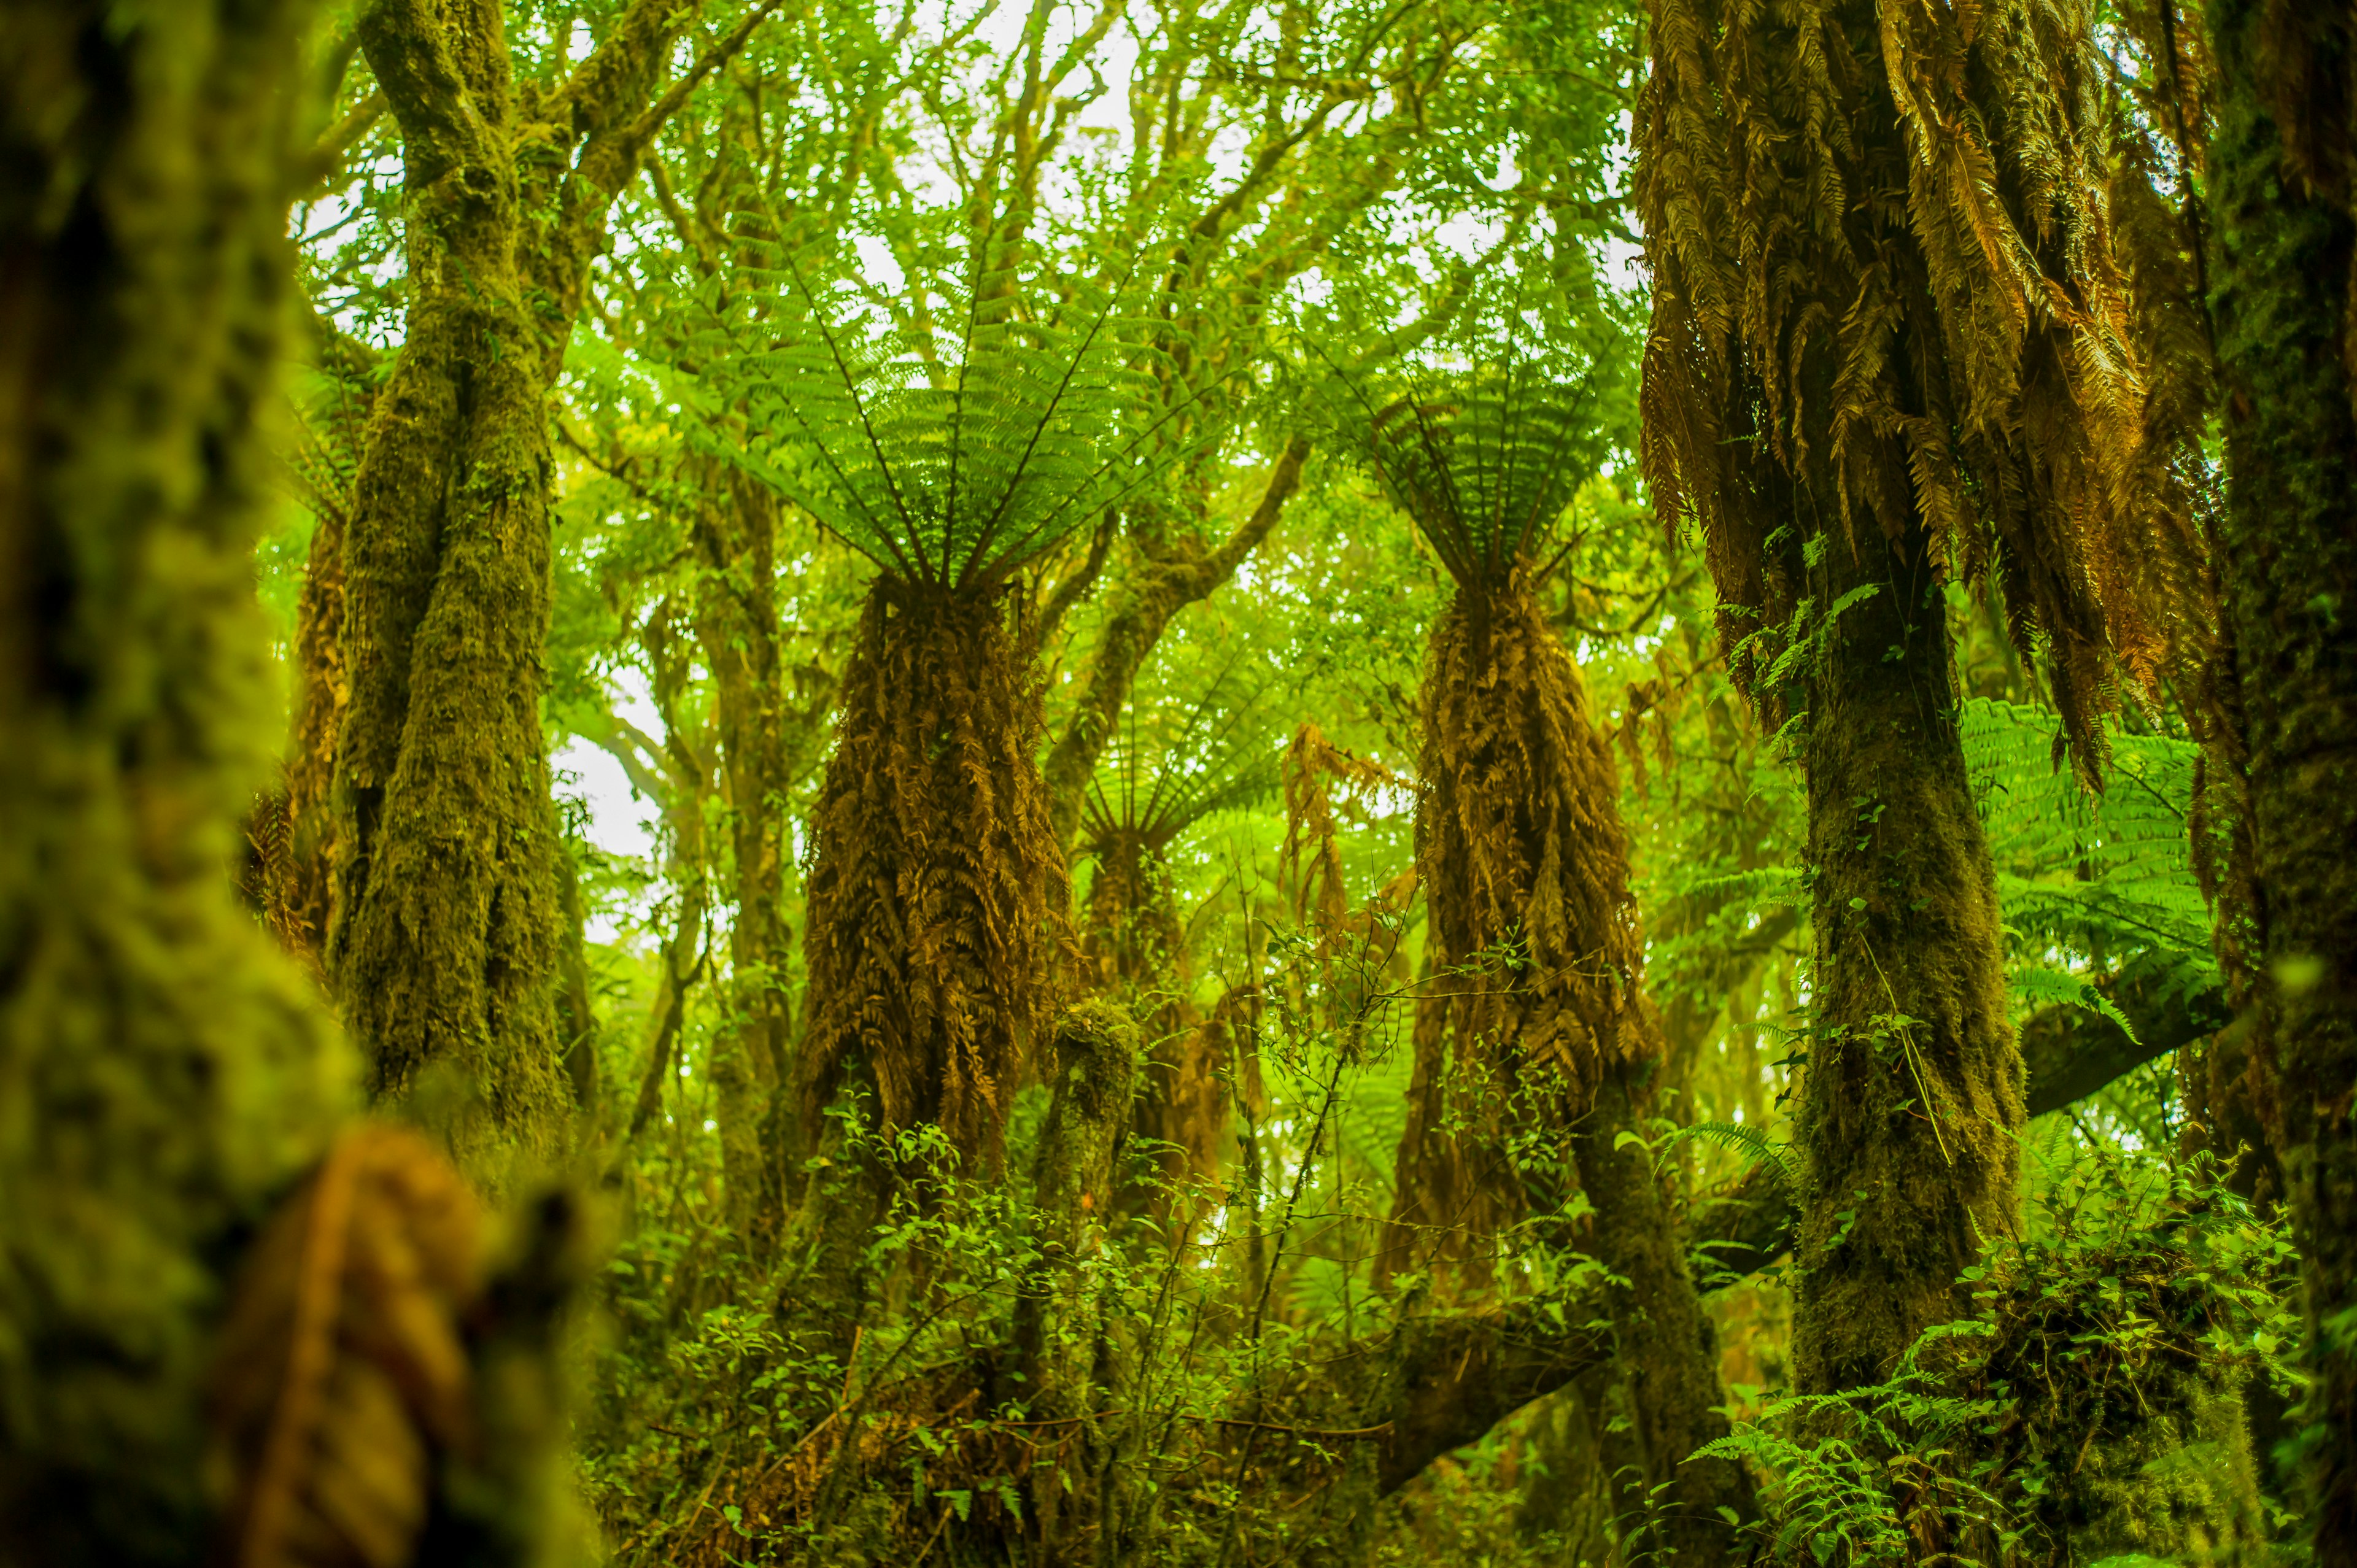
<box><xmin>211</xmin><ymin>1124</ymin><xmax>484</xmax><ymax>1568</ymax></box>
<box><xmin>1634</xmin><ymin>0</ymin><xmax>2208</xmax><ymax>777</ymax></box>
<box><xmin>797</xmin><ymin>582</ymin><xmax>1068</xmax><ymax>1166</ymax></box>
<box><xmin>1279</xmin><ymin>722</ymin><xmax>1401</xmax><ymax>935</ymax></box>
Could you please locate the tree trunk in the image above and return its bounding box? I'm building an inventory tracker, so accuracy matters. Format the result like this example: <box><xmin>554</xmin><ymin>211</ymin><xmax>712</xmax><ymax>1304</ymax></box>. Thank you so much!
<box><xmin>1080</xmin><ymin>828</ymin><xmax>1238</xmax><ymax>1215</ymax></box>
<box><xmin>795</xmin><ymin>582</ymin><xmax>1067</xmax><ymax>1168</ymax></box>
<box><xmin>1571</xmin><ymin>1057</ymin><xmax>1754</xmax><ymax>1558</ymax></box>
<box><xmin>1016</xmin><ymin>1002</ymin><xmax>1141</xmax><ymax>1562</ymax></box>
<box><xmin>1384</xmin><ymin>575</ymin><xmax>1754</xmax><ymax>1556</ymax></box>
<box><xmin>2208</xmin><ymin>0</ymin><xmax>2357</xmax><ymax>1547</ymax></box>
<box><xmin>268</xmin><ymin>325</ymin><xmax>376</xmax><ymax>975</ymax></box>
<box><xmin>0</xmin><ymin>2</ymin><xmax>347</xmax><ymax>1554</ymax></box>
<box><xmin>327</xmin><ymin>0</ymin><xmax>707</xmax><ymax>1177</ymax></box>
<box><xmin>695</xmin><ymin>469</ymin><xmax>794</xmax><ymax>1247</ymax></box>
<box><xmin>1793</xmin><ymin>513</ymin><xmax>2022</xmax><ymax>1395</ymax></box>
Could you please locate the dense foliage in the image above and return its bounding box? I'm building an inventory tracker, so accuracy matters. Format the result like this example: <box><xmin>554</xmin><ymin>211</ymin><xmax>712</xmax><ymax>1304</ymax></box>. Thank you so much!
<box><xmin>7</xmin><ymin>0</ymin><xmax>2355</xmax><ymax>1566</ymax></box>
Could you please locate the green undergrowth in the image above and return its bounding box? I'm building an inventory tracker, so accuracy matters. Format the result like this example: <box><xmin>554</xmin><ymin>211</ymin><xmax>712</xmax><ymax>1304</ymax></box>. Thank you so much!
<box><xmin>1700</xmin><ymin>1152</ymin><xmax>2301</xmax><ymax>1567</ymax></box>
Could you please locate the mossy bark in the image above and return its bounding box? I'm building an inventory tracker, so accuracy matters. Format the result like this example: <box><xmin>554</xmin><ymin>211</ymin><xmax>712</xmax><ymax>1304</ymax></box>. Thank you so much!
<box><xmin>695</xmin><ymin>470</ymin><xmax>794</xmax><ymax>1247</ymax></box>
<box><xmin>1387</xmin><ymin>579</ymin><xmax>1652</xmax><ymax>1266</ymax></box>
<box><xmin>2208</xmin><ymin>0</ymin><xmax>2357</xmax><ymax>1547</ymax></box>
<box><xmin>1013</xmin><ymin>1002</ymin><xmax>1141</xmax><ymax>1561</ymax></box>
<box><xmin>327</xmin><ymin>0</ymin><xmax>702</xmax><ymax>1176</ymax></box>
<box><xmin>0</xmin><ymin>2</ymin><xmax>350</xmax><ymax>1555</ymax></box>
<box><xmin>1793</xmin><ymin>514</ymin><xmax>2022</xmax><ymax>1395</ymax></box>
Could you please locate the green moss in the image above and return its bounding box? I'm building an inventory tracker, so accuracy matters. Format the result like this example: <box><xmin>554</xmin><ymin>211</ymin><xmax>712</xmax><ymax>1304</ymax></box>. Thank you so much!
<box><xmin>0</xmin><ymin>4</ymin><xmax>353</xmax><ymax>1557</ymax></box>
<box><xmin>2208</xmin><ymin>0</ymin><xmax>2357</xmax><ymax>1550</ymax></box>
<box><xmin>1795</xmin><ymin>514</ymin><xmax>2024</xmax><ymax>1398</ymax></box>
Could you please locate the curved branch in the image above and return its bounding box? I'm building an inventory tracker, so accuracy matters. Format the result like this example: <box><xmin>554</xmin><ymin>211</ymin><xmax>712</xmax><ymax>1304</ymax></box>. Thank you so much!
<box><xmin>1043</xmin><ymin>438</ymin><xmax>1312</xmax><ymax>844</ymax></box>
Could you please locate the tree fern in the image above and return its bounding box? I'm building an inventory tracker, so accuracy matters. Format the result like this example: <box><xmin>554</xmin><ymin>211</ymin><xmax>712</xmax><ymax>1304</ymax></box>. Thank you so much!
<box><xmin>1082</xmin><ymin>641</ymin><xmax>1286</xmax><ymax>857</ymax></box>
<box><xmin>1317</xmin><ymin>328</ymin><xmax>1618</xmax><ymax>590</ymax></box>
<box><xmin>1658</xmin><ymin>1119</ymin><xmax>1800</xmax><ymax>1191</ymax></box>
<box><xmin>697</xmin><ymin>248</ymin><xmax>1226</xmax><ymax>592</ymax></box>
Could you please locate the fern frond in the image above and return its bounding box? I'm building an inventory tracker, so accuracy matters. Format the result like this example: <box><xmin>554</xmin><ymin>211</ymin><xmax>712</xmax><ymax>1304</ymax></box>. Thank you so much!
<box><xmin>1659</xmin><ymin>1120</ymin><xmax>1799</xmax><ymax>1189</ymax></box>
<box><xmin>691</xmin><ymin>241</ymin><xmax>1235</xmax><ymax>590</ymax></box>
<box><xmin>1961</xmin><ymin>698</ymin><xmax>2213</xmax><ymax>977</ymax></box>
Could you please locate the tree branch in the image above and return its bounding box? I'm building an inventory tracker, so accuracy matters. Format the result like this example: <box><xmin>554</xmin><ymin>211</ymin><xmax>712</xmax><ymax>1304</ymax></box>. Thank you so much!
<box><xmin>354</xmin><ymin>0</ymin><xmax>502</xmax><ymax>188</ymax></box>
<box><xmin>1695</xmin><ymin>973</ymin><xmax>2231</xmax><ymax>1280</ymax></box>
<box><xmin>1043</xmin><ymin>438</ymin><xmax>1312</xmax><ymax>844</ymax></box>
<box><xmin>614</xmin><ymin>0</ymin><xmax>791</xmax><ymax>176</ymax></box>
<box><xmin>300</xmin><ymin>90</ymin><xmax>388</xmax><ymax>196</ymax></box>
<box><xmin>2019</xmin><ymin>969</ymin><xmax>2229</xmax><ymax>1118</ymax></box>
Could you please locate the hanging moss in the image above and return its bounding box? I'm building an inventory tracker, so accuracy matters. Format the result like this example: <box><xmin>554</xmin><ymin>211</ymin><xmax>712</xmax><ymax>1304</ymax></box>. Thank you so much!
<box><xmin>797</xmin><ymin>581</ymin><xmax>1069</xmax><ymax>1167</ymax></box>
<box><xmin>1635</xmin><ymin>0</ymin><xmax>2126</xmax><ymax>1402</ymax></box>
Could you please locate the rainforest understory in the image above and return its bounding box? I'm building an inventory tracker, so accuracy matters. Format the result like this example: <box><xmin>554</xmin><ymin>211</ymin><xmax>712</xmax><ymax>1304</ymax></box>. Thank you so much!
<box><xmin>4</xmin><ymin>1</ymin><xmax>2356</xmax><ymax>1566</ymax></box>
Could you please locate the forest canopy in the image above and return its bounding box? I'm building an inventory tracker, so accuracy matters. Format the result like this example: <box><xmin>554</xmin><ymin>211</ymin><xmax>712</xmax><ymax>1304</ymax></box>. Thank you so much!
<box><xmin>2</xmin><ymin>1</ymin><xmax>2355</xmax><ymax>1566</ymax></box>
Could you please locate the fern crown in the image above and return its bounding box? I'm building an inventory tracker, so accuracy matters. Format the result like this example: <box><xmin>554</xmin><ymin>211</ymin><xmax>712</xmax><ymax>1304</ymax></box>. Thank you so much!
<box><xmin>735</xmin><ymin>262</ymin><xmax>1206</xmax><ymax>593</ymax></box>
<box><xmin>1323</xmin><ymin>342</ymin><xmax>1609</xmax><ymax>587</ymax></box>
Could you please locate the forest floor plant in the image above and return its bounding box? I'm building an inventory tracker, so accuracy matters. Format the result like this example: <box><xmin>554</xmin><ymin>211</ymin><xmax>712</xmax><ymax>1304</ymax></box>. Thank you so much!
<box><xmin>578</xmin><ymin>898</ymin><xmax>1635</xmax><ymax>1567</ymax></box>
<box><xmin>1703</xmin><ymin>1150</ymin><xmax>2296</xmax><ymax>1566</ymax></box>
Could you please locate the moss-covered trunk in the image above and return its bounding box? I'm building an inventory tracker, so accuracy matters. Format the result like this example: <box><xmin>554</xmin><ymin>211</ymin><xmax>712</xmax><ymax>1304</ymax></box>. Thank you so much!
<box><xmin>1013</xmin><ymin>1002</ymin><xmax>1140</xmax><ymax>1562</ymax></box>
<box><xmin>1385</xmin><ymin>574</ymin><xmax>1753</xmax><ymax>1557</ymax></box>
<box><xmin>326</xmin><ymin>0</ymin><xmax>701</xmax><ymax>1175</ymax></box>
<box><xmin>1793</xmin><ymin>510</ymin><xmax>2021</xmax><ymax>1394</ymax></box>
<box><xmin>695</xmin><ymin>471</ymin><xmax>793</xmax><ymax>1245</ymax></box>
<box><xmin>0</xmin><ymin>2</ymin><xmax>349</xmax><ymax>1553</ymax></box>
<box><xmin>2208</xmin><ymin>0</ymin><xmax>2357</xmax><ymax>1546</ymax></box>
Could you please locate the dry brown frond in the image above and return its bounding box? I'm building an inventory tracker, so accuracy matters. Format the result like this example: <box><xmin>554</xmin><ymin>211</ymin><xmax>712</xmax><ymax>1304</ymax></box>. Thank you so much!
<box><xmin>1424</xmin><ymin>574</ymin><xmax>1647</xmax><ymax>1106</ymax></box>
<box><xmin>209</xmin><ymin>1125</ymin><xmax>483</xmax><ymax>1568</ymax></box>
<box><xmin>1636</xmin><ymin>0</ymin><xmax>2207</xmax><ymax>773</ymax></box>
<box><xmin>797</xmin><ymin>580</ymin><xmax>1069</xmax><ymax>1165</ymax></box>
<box><xmin>1386</xmin><ymin>572</ymin><xmax>1655</xmax><ymax>1271</ymax></box>
<box><xmin>1279</xmin><ymin>723</ymin><xmax>1401</xmax><ymax>937</ymax></box>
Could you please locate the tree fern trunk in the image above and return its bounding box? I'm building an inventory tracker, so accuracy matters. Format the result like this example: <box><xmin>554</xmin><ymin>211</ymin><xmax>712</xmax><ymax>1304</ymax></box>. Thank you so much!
<box><xmin>0</xmin><ymin>2</ymin><xmax>348</xmax><ymax>1554</ymax></box>
<box><xmin>2209</xmin><ymin>0</ymin><xmax>2357</xmax><ymax>1548</ymax></box>
<box><xmin>1792</xmin><ymin>513</ymin><xmax>2022</xmax><ymax>1394</ymax></box>
<box><xmin>1387</xmin><ymin>574</ymin><xmax>1753</xmax><ymax>1554</ymax></box>
<box><xmin>795</xmin><ymin>582</ymin><xmax>1067</xmax><ymax>1170</ymax></box>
